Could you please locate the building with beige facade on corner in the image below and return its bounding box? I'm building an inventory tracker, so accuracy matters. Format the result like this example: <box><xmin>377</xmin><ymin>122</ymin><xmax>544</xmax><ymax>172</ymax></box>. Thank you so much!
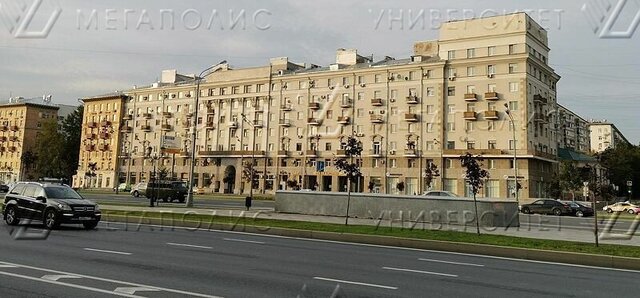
<box><xmin>78</xmin><ymin>12</ymin><xmax>565</xmax><ymax>200</ymax></box>
<box><xmin>588</xmin><ymin>121</ymin><xmax>630</xmax><ymax>153</ymax></box>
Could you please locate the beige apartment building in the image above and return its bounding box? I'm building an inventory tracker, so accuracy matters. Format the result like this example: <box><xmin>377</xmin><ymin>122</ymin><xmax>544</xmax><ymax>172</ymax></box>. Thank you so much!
<box><xmin>556</xmin><ymin>104</ymin><xmax>590</xmax><ymax>153</ymax></box>
<box><xmin>589</xmin><ymin>121</ymin><xmax>630</xmax><ymax>153</ymax></box>
<box><xmin>72</xmin><ymin>93</ymin><xmax>126</xmax><ymax>189</ymax></box>
<box><xmin>0</xmin><ymin>101</ymin><xmax>60</xmax><ymax>183</ymax></box>
<box><xmin>80</xmin><ymin>13</ymin><xmax>562</xmax><ymax>200</ymax></box>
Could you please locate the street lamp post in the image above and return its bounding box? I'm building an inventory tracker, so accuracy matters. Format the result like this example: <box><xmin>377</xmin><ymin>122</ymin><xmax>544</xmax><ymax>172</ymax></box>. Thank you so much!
<box><xmin>240</xmin><ymin>113</ymin><xmax>257</xmax><ymax>206</ymax></box>
<box><xmin>186</xmin><ymin>60</ymin><xmax>227</xmax><ymax>208</ymax></box>
<box><xmin>504</xmin><ymin>103</ymin><xmax>519</xmax><ymax>205</ymax></box>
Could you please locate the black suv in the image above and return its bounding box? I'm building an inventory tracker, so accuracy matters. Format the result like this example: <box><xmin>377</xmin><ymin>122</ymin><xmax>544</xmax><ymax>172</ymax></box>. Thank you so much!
<box><xmin>145</xmin><ymin>181</ymin><xmax>188</xmax><ymax>203</ymax></box>
<box><xmin>2</xmin><ymin>182</ymin><xmax>101</xmax><ymax>229</ymax></box>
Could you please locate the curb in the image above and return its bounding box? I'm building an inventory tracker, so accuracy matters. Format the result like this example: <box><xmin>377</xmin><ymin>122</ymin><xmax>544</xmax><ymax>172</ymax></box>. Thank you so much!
<box><xmin>102</xmin><ymin>212</ymin><xmax>640</xmax><ymax>271</ymax></box>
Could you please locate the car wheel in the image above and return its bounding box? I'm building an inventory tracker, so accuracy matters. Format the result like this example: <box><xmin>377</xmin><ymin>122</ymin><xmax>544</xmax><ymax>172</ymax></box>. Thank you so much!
<box><xmin>521</xmin><ymin>207</ymin><xmax>531</xmax><ymax>214</ymax></box>
<box><xmin>606</xmin><ymin>208</ymin><xmax>613</xmax><ymax>213</ymax></box>
<box><xmin>83</xmin><ymin>221</ymin><xmax>99</xmax><ymax>230</ymax></box>
<box><xmin>133</xmin><ymin>190</ymin><xmax>139</xmax><ymax>198</ymax></box>
<box><xmin>628</xmin><ymin>209</ymin><xmax>636</xmax><ymax>215</ymax></box>
<box><xmin>553</xmin><ymin>208</ymin><xmax>563</xmax><ymax>216</ymax></box>
<box><xmin>4</xmin><ymin>206</ymin><xmax>19</xmax><ymax>226</ymax></box>
<box><xmin>575</xmin><ymin>210</ymin><xmax>584</xmax><ymax>217</ymax></box>
<box><xmin>43</xmin><ymin>209</ymin><xmax>59</xmax><ymax>230</ymax></box>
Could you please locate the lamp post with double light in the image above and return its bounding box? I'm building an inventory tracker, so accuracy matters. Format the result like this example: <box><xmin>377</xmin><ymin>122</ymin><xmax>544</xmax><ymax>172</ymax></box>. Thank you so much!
<box><xmin>504</xmin><ymin>103</ymin><xmax>519</xmax><ymax>205</ymax></box>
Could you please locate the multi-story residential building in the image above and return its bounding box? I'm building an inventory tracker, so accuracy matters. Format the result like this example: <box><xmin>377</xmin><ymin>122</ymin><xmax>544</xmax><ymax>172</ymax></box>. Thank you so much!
<box><xmin>589</xmin><ymin>121</ymin><xmax>630</xmax><ymax>153</ymax></box>
<box><xmin>0</xmin><ymin>100</ymin><xmax>60</xmax><ymax>183</ymax></box>
<box><xmin>79</xmin><ymin>12</ymin><xmax>562</xmax><ymax>200</ymax></box>
<box><xmin>556</xmin><ymin>104</ymin><xmax>590</xmax><ymax>153</ymax></box>
<box><xmin>72</xmin><ymin>93</ymin><xmax>126</xmax><ymax>189</ymax></box>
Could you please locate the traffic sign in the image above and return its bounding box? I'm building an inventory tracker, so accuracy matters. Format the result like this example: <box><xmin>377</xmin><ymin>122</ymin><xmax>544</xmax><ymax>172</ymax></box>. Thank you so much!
<box><xmin>627</xmin><ymin>180</ymin><xmax>633</xmax><ymax>187</ymax></box>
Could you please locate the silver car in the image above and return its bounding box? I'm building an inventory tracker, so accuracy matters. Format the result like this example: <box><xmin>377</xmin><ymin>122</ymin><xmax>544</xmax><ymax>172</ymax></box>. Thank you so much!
<box><xmin>130</xmin><ymin>182</ymin><xmax>148</xmax><ymax>198</ymax></box>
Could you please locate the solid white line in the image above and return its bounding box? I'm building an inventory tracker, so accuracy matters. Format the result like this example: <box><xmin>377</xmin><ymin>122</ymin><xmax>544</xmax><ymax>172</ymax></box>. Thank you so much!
<box><xmin>0</xmin><ymin>260</ymin><xmax>223</xmax><ymax>298</ymax></box>
<box><xmin>418</xmin><ymin>258</ymin><xmax>484</xmax><ymax>267</ymax></box>
<box><xmin>313</xmin><ymin>277</ymin><xmax>397</xmax><ymax>290</ymax></box>
<box><xmin>167</xmin><ymin>242</ymin><xmax>212</xmax><ymax>250</ymax></box>
<box><xmin>99</xmin><ymin>220</ymin><xmax>640</xmax><ymax>274</ymax></box>
<box><xmin>223</xmin><ymin>238</ymin><xmax>265</xmax><ymax>244</ymax></box>
<box><xmin>0</xmin><ymin>270</ymin><xmax>142</xmax><ymax>298</ymax></box>
<box><xmin>382</xmin><ymin>266</ymin><xmax>458</xmax><ymax>277</ymax></box>
<box><xmin>84</xmin><ymin>248</ymin><xmax>132</xmax><ymax>255</ymax></box>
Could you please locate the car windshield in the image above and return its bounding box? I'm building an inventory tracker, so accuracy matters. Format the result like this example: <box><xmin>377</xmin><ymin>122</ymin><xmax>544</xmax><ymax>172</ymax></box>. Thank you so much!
<box><xmin>44</xmin><ymin>187</ymin><xmax>83</xmax><ymax>200</ymax></box>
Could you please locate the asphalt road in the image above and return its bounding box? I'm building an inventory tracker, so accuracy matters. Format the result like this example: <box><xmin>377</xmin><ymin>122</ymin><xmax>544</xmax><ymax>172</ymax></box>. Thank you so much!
<box><xmin>0</xmin><ymin>220</ymin><xmax>639</xmax><ymax>297</ymax></box>
<box><xmin>84</xmin><ymin>193</ymin><xmax>638</xmax><ymax>233</ymax></box>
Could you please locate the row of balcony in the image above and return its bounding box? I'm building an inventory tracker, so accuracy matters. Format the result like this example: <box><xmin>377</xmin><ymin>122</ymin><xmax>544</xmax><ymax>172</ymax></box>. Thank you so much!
<box><xmin>84</xmin><ymin>144</ymin><xmax>110</xmax><ymax>152</ymax></box>
<box><xmin>0</xmin><ymin>125</ymin><xmax>19</xmax><ymax>132</ymax></box>
<box><xmin>463</xmin><ymin>110</ymin><xmax>500</xmax><ymax>120</ymax></box>
<box><xmin>0</xmin><ymin>146</ymin><xmax>17</xmax><ymax>152</ymax></box>
<box><xmin>87</xmin><ymin>121</ymin><xmax>112</xmax><ymax>128</ymax></box>
<box><xmin>274</xmin><ymin>149</ymin><xmax>420</xmax><ymax>158</ymax></box>
<box><xmin>464</xmin><ymin>92</ymin><xmax>499</xmax><ymax>101</ymax></box>
<box><xmin>0</xmin><ymin>136</ymin><xmax>19</xmax><ymax>142</ymax></box>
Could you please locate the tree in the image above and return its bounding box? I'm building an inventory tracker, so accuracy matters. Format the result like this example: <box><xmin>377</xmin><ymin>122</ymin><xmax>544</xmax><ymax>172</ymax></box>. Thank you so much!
<box><xmin>424</xmin><ymin>162</ymin><xmax>440</xmax><ymax>190</ymax></box>
<box><xmin>557</xmin><ymin>161</ymin><xmax>584</xmax><ymax>200</ymax></box>
<box><xmin>241</xmin><ymin>160</ymin><xmax>258</xmax><ymax>189</ymax></box>
<box><xmin>33</xmin><ymin>120</ymin><xmax>65</xmax><ymax>179</ymax></box>
<box><xmin>460</xmin><ymin>153</ymin><xmax>490</xmax><ymax>235</ymax></box>
<box><xmin>20</xmin><ymin>150</ymin><xmax>37</xmax><ymax>180</ymax></box>
<box><xmin>333</xmin><ymin>135</ymin><xmax>363</xmax><ymax>225</ymax></box>
<box><xmin>396</xmin><ymin>181</ymin><xmax>405</xmax><ymax>193</ymax></box>
<box><xmin>600</xmin><ymin>144</ymin><xmax>640</xmax><ymax>199</ymax></box>
<box><xmin>60</xmin><ymin>106</ymin><xmax>83</xmax><ymax>182</ymax></box>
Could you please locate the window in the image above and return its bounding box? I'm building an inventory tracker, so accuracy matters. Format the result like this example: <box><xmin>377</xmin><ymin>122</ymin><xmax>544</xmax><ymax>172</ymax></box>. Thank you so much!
<box><xmin>509</xmin><ymin>140</ymin><xmax>516</xmax><ymax>150</ymax></box>
<box><xmin>488</xmin><ymin>140</ymin><xmax>497</xmax><ymax>149</ymax></box>
<box><xmin>325</xmin><ymin>143</ymin><xmax>332</xmax><ymax>151</ymax></box>
<box><xmin>509</xmin><ymin>44</ymin><xmax>516</xmax><ymax>54</ymax></box>
<box><xmin>446</xmin><ymin>141</ymin><xmax>455</xmax><ymax>149</ymax></box>
<box><xmin>390</xmin><ymin>124</ymin><xmax>398</xmax><ymax>133</ymax></box>
<box><xmin>509</xmin><ymin>63</ymin><xmax>517</xmax><ymax>74</ymax></box>
<box><xmin>466</xmin><ymin>141</ymin><xmax>475</xmax><ymax>149</ymax></box>
<box><xmin>447</xmin><ymin>68</ymin><xmax>457</xmax><ymax>78</ymax></box>
<box><xmin>488</xmin><ymin>46</ymin><xmax>496</xmax><ymax>56</ymax></box>
<box><xmin>390</xmin><ymin>159</ymin><xmax>397</xmax><ymax>168</ymax></box>
<box><xmin>446</xmin><ymin>122</ymin><xmax>455</xmax><ymax>131</ymax></box>
<box><xmin>390</xmin><ymin>107</ymin><xmax>398</xmax><ymax>115</ymax></box>
<box><xmin>488</xmin><ymin>160</ymin><xmax>496</xmax><ymax>169</ymax></box>
<box><xmin>467</xmin><ymin>66</ymin><xmax>475</xmax><ymax>76</ymax></box>
<box><xmin>467</xmin><ymin>48</ymin><xmax>475</xmax><ymax>58</ymax></box>
<box><xmin>426</xmin><ymin>87</ymin><xmax>435</xmax><ymax>96</ymax></box>
<box><xmin>485</xmin><ymin>180</ymin><xmax>499</xmax><ymax>198</ymax></box>
<box><xmin>466</xmin><ymin>121</ymin><xmax>474</xmax><ymax>132</ymax></box>
<box><xmin>487</xmin><ymin>65</ymin><xmax>496</xmax><ymax>75</ymax></box>
<box><xmin>508</xmin><ymin>101</ymin><xmax>519</xmax><ymax>110</ymax></box>
<box><xmin>488</xmin><ymin>84</ymin><xmax>497</xmax><ymax>92</ymax></box>
<box><xmin>357</xmin><ymin>108</ymin><xmax>364</xmax><ymax>117</ymax></box>
<box><xmin>448</xmin><ymin>104</ymin><xmax>455</xmax><ymax>114</ymax></box>
<box><xmin>448</xmin><ymin>50</ymin><xmax>455</xmax><ymax>60</ymax></box>
<box><xmin>509</xmin><ymin>82</ymin><xmax>519</xmax><ymax>92</ymax></box>
<box><xmin>445</xmin><ymin>159</ymin><xmax>454</xmax><ymax>169</ymax></box>
<box><xmin>444</xmin><ymin>179</ymin><xmax>457</xmax><ymax>194</ymax></box>
<box><xmin>447</xmin><ymin>87</ymin><xmax>455</xmax><ymax>96</ymax></box>
<box><xmin>374</xmin><ymin>74</ymin><xmax>382</xmax><ymax>83</ymax></box>
<box><xmin>426</xmin><ymin>105</ymin><xmax>435</xmax><ymax>114</ymax></box>
<box><xmin>426</xmin><ymin>123</ymin><xmax>434</xmax><ymax>132</ymax></box>
<box><xmin>488</xmin><ymin>121</ymin><xmax>496</xmax><ymax>131</ymax></box>
<box><xmin>466</xmin><ymin>85</ymin><xmax>476</xmax><ymax>94</ymax></box>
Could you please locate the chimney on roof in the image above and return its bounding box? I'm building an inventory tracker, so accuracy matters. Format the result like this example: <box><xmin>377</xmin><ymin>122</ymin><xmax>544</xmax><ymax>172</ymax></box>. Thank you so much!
<box><xmin>161</xmin><ymin>69</ymin><xmax>178</xmax><ymax>84</ymax></box>
<box><xmin>336</xmin><ymin>48</ymin><xmax>367</xmax><ymax>66</ymax></box>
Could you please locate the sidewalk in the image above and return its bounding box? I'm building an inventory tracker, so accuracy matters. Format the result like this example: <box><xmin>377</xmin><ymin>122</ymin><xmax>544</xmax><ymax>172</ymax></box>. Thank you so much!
<box><xmin>101</xmin><ymin>205</ymin><xmax>640</xmax><ymax>247</ymax></box>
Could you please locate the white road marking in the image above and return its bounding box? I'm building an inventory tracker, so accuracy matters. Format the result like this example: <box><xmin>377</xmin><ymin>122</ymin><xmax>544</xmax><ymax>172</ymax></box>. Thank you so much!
<box><xmin>114</xmin><ymin>287</ymin><xmax>160</xmax><ymax>295</ymax></box>
<box><xmin>418</xmin><ymin>258</ymin><xmax>484</xmax><ymax>267</ymax></box>
<box><xmin>100</xmin><ymin>220</ymin><xmax>640</xmax><ymax>274</ymax></box>
<box><xmin>42</xmin><ymin>274</ymin><xmax>82</xmax><ymax>281</ymax></box>
<box><xmin>0</xmin><ymin>264</ymin><xmax>18</xmax><ymax>268</ymax></box>
<box><xmin>0</xmin><ymin>260</ymin><xmax>223</xmax><ymax>298</ymax></box>
<box><xmin>0</xmin><ymin>270</ymin><xmax>142</xmax><ymax>298</ymax></box>
<box><xmin>382</xmin><ymin>266</ymin><xmax>458</xmax><ymax>278</ymax></box>
<box><xmin>84</xmin><ymin>248</ymin><xmax>132</xmax><ymax>255</ymax></box>
<box><xmin>223</xmin><ymin>238</ymin><xmax>265</xmax><ymax>244</ymax></box>
<box><xmin>167</xmin><ymin>242</ymin><xmax>212</xmax><ymax>250</ymax></box>
<box><xmin>313</xmin><ymin>277</ymin><xmax>397</xmax><ymax>290</ymax></box>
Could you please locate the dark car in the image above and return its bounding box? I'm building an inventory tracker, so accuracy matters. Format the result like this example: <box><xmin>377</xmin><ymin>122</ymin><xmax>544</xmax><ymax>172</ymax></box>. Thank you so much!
<box><xmin>520</xmin><ymin>199</ymin><xmax>573</xmax><ymax>216</ymax></box>
<box><xmin>566</xmin><ymin>201</ymin><xmax>594</xmax><ymax>217</ymax></box>
<box><xmin>0</xmin><ymin>184</ymin><xmax>9</xmax><ymax>193</ymax></box>
<box><xmin>2</xmin><ymin>182</ymin><xmax>101</xmax><ymax>229</ymax></box>
<box><xmin>145</xmin><ymin>181</ymin><xmax>188</xmax><ymax>203</ymax></box>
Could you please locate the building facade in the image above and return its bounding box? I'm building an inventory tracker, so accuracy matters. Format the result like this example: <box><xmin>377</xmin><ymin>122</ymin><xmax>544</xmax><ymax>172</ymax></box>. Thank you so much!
<box><xmin>80</xmin><ymin>13</ymin><xmax>563</xmax><ymax>200</ymax></box>
<box><xmin>556</xmin><ymin>104</ymin><xmax>590</xmax><ymax>153</ymax></box>
<box><xmin>589</xmin><ymin>121</ymin><xmax>630</xmax><ymax>153</ymax></box>
<box><xmin>0</xmin><ymin>102</ymin><xmax>60</xmax><ymax>183</ymax></box>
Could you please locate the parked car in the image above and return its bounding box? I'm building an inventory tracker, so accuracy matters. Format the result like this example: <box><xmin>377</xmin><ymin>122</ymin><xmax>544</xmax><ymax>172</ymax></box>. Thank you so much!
<box><xmin>145</xmin><ymin>181</ymin><xmax>188</xmax><ymax>203</ymax></box>
<box><xmin>422</xmin><ymin>190</ymin><xmax>458</xmax><ymax>197</ymax></box>
<box><xmin>627</xmin><ymin>206</ymin><xmax>640</xmax><ymax>215</ymax></box>
<box><xmin>0</xmin><ymin>184</ymin><xmax>9</xmax><ymax>193</ymax></box>
<box><xmin>130</xmin><ymin>182</ymin><xmax>148</xmax><ymax>197</ymax></box>
<box><xmin>520</xmin><ymin>199</ymin><xmax>573</xmax><ymax>216</ymax></box>
<box><xmin>566</xmin><ymin>201</ymin><xmax>594</xmax><ymax>217</ymax></box>
<box><xmin>116</xmin><ymin>183</ymin><xmax>131</xmax><ymax>192</ymax></box>
<box><xmin>2</xmin><ymin>182</ymin><xmax>101</xmax><ymax>229</ymax></box>
<box><xmin>602</xmin><ymin>202</ymin><xmax>638</xmax><ymax>213</ymax></box>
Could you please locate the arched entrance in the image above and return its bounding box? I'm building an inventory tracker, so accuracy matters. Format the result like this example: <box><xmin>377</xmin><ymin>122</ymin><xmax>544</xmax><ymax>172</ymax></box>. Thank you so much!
<box><xmin>223</xmin><ymin>165</ymin><xmax>236</xmax><ymax>194</ymax></box>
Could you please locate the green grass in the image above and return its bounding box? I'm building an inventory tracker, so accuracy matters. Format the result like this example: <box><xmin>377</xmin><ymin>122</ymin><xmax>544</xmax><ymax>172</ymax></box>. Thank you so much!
<box><xmin>102</xmin><ymin>209</ymin><xmax>640</xmax><ymax>259</ymax></box>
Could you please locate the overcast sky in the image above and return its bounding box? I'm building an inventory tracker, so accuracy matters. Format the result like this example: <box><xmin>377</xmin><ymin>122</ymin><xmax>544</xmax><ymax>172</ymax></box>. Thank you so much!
<box><xmin>1</xmin><ymin>0</ymin><xmax>639</xmax><ymax>143</ymax></box>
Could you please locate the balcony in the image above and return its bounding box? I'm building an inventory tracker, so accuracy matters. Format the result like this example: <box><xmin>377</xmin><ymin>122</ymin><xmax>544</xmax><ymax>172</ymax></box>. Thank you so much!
<box><xmin>464</xmin><ymin>93</ymin><xmax>478</xmax><ymax>101</ymax></box>
<box><xmin>534</xmin><ymin>114</ymin><xmax>548</xmax><ymax>123</ymax></box>
<box><xmin>406</xmin><ymin>96</ymin><xmax>419</xmax><ymax>104</ymax></box>
<box><xmin>179</xmin><ymin>151</ymin><xmax>190</xmax><ymax>157</ymax></box>
<box><xmin>84</xmin><ymin>145</ymin><xmax>95</xmax><ymax>152</ymax></box>
<box><xmin>369</xmin><ymin>149</ymin><xmax>382</xmax><ymax>157</ymax></box>
<box><xmin>8</xmin><ymin>146</ymin><xmax>16</xmax><ymax>152</ymax></box>
<box><xmin>142</xmin><ymin>113</ymin><xmax>153</xmax><ymax>119</ymax></box>
<box><xmin>161</xmin><ymin>124</ymin><xmax>173</xmax><ymax>131</ymax></box>
<box><xmin>253</xmin><ymin>120</ymin><xmax>264</xmax><ymax>128</ymax></box>
<box><xmin>337</xmin><ymin>116</ymin><xmax>350</xmax><ymax>125</ymax></box>
<box><xmin>463</xmin><ymin>111</ymin><xmax>478</xmax><ymax>120</ymax></box>
<box><xmin>121</xmin><ymin>126</ymin><xmax>132</xmax><ymax>133</ymax></box>
<box><xmin>98</xmin><ymin>144</ymin><xmax>109</xmax><ymax>151</ymax></box>
<box><xmin>100</xmin><ymin>120</ymin><xmax>111</xmax><ymax>127</ymax></box>
<box><xmin>340</xmin><ymin>99</ymin><xmax>352</xmax><ymax>108</ymax></box>
<box><xmin>185</xmin><ymin>112</ymin><xmax>194</xmax><ymax>118</ymax></box>
<box><xmin>198</xmin><ymin>150</ymin><xmax>266</xmax><ymax>157</ymax></box>
<box><xmin>484</xmin><ymin>110</ymin><xmax>499</xmax><ymax>120</ymax></box>
<box><xmin>278</xmin><ymin>150</ymin><xmax>289</xmax><ymax>157</ymax></box>
<box><xmin>404</xmin><ymin>113</ymin><xmax>419</xmax><ymax>122</ymax></box>
<box><xmin>87</xmin><ymin>122</ymin><xmax>97</xmax><ymax>128</ymax></box>
<box><xmin>228</xmin><ymin>121</ymin><xmax>238</xmax><ymax>129</ymax></box>
<box><xmin>404</xmin><ymin>149</ymin><xmax>418</xmax><ymax>157</ymax></box>
<box><xmin>371</xmin><ymin>98</ymin><xmax>383</xmax><ymax>106</ymax></box>
<box><xmin>99</xmin><ymin>132</ymin><xmax>110</xmax><ymax>139</ymax></box>
<box><xmin>162</xmin><ymin>112</ymin><xmax>173</xmax><ymax>118</ymax></box>
<box><xmin>85</xmin><ymin>134</ymin><xmax>96</xmax><ymax>140</ymax></box>
<box><xmin>122</xmin><ymin>114</ymin><xmax>132</xmax><ymax>121</ymax></box>
<box><xmin>307</xmin><ymin>118</ymin><xmax>321</xmax><ymax>126</ymax></box>
<box><xmin>279</xmin><ymin>119</ymin><xmax>291</xmax><ymax>126</ymax></box>
<box><xmin>9</xmin><ymin>136</ymin><xmax>19</xmax><ymax>142</ymax></box>
<box><xmin>305</xmin><ymin>150</ymin><xmax>317</xmax><ymax>157</ymax></box>
<box><xmin>336</xmin><ymin>150</ymin><xmax>347</xmax><ymax>157</ymax></box>
<box><xmin>141</xmin><ymin>125</ymin><xmax>152</xmax><ymax>132</ymax></box>
<box><xmin>280</xmin><ymin>103</ymin><xmax>292</xmax><ymax>111</ymax></box>
<box><xmin>370</xmin><ymin>115</ymin><xmax>384</xmax><ymax>123</ymax></box>
<box><xmin>485</xmin><ymin>92</ymin><xmax>499</xmax><ymax>100</ymax></box>
<box><xmin>0</xmin><ymin>147</ymin><xmax>4</xmax><ymax>152</ymax></box>
<box><xmin>0</xmin><ymin>136</ymin><xmax>6</xmax><ymax>142</ymax></box>
<box><xmin>205</xmin><ymin>121</ymin><xmax>215</xmax><ymax>129</ymax></box>
<box><xmin>308</xmin><ymin>102</ymin><xmax>320</xmax><ymax>110</ymax></box>
<box><xmin>534</xmin><ymin>94</ymin><xmax>547</xmax><ymax>104</ymax></box>
<box><xmin>206</xmin><ymin>108</ymin><xmax>215</xmax><ymax>114</ymax></box>
<box><xmin>443</xmin><ymin>149</ymin><xmax>503</xmax><ymax>156</ymax></box>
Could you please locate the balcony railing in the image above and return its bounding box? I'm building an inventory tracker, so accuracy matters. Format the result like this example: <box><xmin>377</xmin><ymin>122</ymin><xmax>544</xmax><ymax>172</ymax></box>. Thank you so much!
<box><xmin>307</xmin><ymin>118</ymin><xmax>321</xmax><ymax>125</ymax></box>
<box><xmin>534</xmin><ymin>114</ymin><xmax>548</xmax><ymax>123</ymax></box>
<box><xmin>87</xmin><ymin>122</ymin><xmax>97</xmax><ymax>128</ymax></box>
<box><xmin>406</xmin><ymin>96</ymin><xmax>419</xmax><ymax>104</ymax></box>
<box><xmin>371</xmin><ymin>98</ymin><xmax>383</xmax><ymax>106</ymax></box>
<box><xmin>463</xmin><ymin>111</ymin><xmax>477</xmax><ymax>120</ymax></box>
<box><xmin>161</xmin><ymin>124</ymin><xmax>173</xmax><ymax>131</ymax></box>
<box><xmin>85</xmin><ymin>145</ymin><xmax>95</xmax><ymax>151</ymax></box>
<box><xmin>206</xmin><ymin>108</ymin><xmax>215</xmax><ymax>114</ymax></box>
<box><xmin>485</xmin><ymin>92</ymin><xmax>499</xmax><ymax>100</ymax></box>
<box><xmin>100</xmin><ymin>120</ymin><xmax>111</xmax><ymax>127</ymax></box>
<box><xmin>279</xmin><ymin>119</ymin><xmax>291</xmax><ymax>126</ymax></box>
<box><xmin>464</xmin><ymin>93</ymin><xmax>478</xmax><ymax>101</ymax></box>
<box><xmin>278</xmin><ymin>150</ymin><xmax>289</xmax><ymax>157</ymax></box>
<box><xmin>306</xmin><ymin>150</ymin><xmax>317</xmax><ymax>157</ymax></box>
<box><xmin>9</xmin><ymin>136</ymin><xmax>19</xmax><ymax>142</ymax></box>
<box><xmin>162</xmin><ymin>112</ymin><xmax>173</xmax><ymax>118</ymax></box>
<box><xmin>141</xmin><ymin>125</ymin><xmax>152</xmax><ymax>131</ymax></box>
<box><xmin>280</xmin><ymin>103</ymin><xmax>292</xmax><ymax>111</ymax></box>
<box><xmin>369</xmin><ymin>149</ymin><xmax>382</xmax><ymax>157</ymax></box>
<box><xmin>99</xmin><ymin>132</ymin><xmax>110</xmax><ymax>139</ymax></box>
<box><xmin>122</xmin><ymin>115</ymin><xmax>132</xmax><ymax>121</ymax></box>
<box><xmin>253</xmin><ymin>120</ymin><xmax>264</xmax><ymax>127</ymax></box>
<box><xmin>205</xmin><ymin>121</ymin><xmax>215</xmax><ymax>128</ymax></box>
<box><xmin>340</xmin><ymin>99</ymin><xmax>352</xmax><ymax>108</ymax></box>
<box><xmin>404</xmin><ymin>149</ymin><xmax>418</xmax><ymax>156</ymax></box>
<box><xmin>534</xmin><ymin>94</ymin><xmax>547</xmax><ymax>104</ymax></box>
<box><xmin>228</xmin><ymin>121</ymin><xmax>238</xmax><ymax>128</ymax></box>
<box><xmin>370</xmin><ymin>115</ymin><xmax>384</xmax><ymax>123</ymax></box>
<box><xmin>337</xmin><ymin>116</ymin><xmax>350</xmax><ymax>125</ymax></box>
<box><xmin>121</xmin><ymin>126</ymin><xmax>132</xmax><ymax>133</ymax></box>
<box><xmin>404</xmin><ymin>113</ymin><xmax>419</xmax><ymax>122</ymax></box>
<box><xmin>142</xmin><ymin>113</ymin><xmax>153</xmax><ymax>119</ymax></box>
<box><xmin>308</xmin><ymin>102</ymin><xmax>320</xmax><ymax>110</ymax></box>
<box><xmin>85</xmin><ymin>134</ymin><xmax>96</xmax><ymax>140</ymax></box>
<box><xmin>484</xmin><ymin>110</ymin><xmax>499</xmax><ymax>120</ymax></box>
<box><xmin>98</xmin><ymin>144</ymin><xmax>109</xmax><ymax>151</ymax></box>
<box><xmin>0</xmin><ymin>136</ymin><xmax>6</xmax><ymax>142</ymax></box>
